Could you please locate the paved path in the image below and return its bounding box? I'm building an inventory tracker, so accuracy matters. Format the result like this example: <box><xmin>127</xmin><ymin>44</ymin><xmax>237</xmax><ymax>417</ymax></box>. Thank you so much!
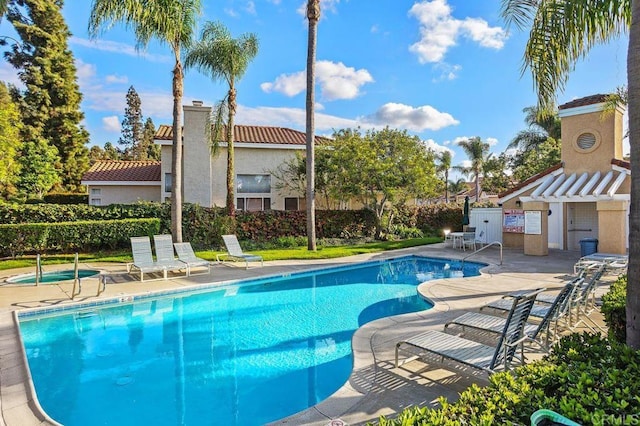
<box><xmin>0</xmin><ymin>244</ymin><xmax>602</xmax><ymax>425</ymax></box>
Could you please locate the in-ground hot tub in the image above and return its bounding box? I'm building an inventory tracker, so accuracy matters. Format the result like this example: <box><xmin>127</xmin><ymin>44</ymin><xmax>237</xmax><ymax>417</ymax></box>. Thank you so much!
<box><xmin>6</xmin><ymin>269</ymin><xmax>99</xmax><ymax>285</ymax></box>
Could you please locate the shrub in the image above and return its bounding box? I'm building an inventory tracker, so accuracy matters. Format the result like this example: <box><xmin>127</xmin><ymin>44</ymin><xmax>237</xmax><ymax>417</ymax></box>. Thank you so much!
<box><xmin>373</xmin><ymin>333</ymin><xmax>640</xmax><ymax>425</ymax></box>
<box><xmin>602</xmin><ymin>275</ymin><xmax>627</xmax><ymax>343</ymax></box>
<box><xmin>43</xmin><ymin>193</ymin><xmax>89</xmax><ymax>204</ymax></box>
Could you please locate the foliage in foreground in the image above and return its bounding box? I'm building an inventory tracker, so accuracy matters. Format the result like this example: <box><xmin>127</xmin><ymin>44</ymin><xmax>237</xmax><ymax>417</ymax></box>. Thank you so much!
<box><xmin>374</xmin><ymin>334</ymin><xmax>640</xmax><ymax>425</ymax></box>
<box><xmin>601</xmin><ymin>274</ymin><xmax>627</xmax><ymax>343</ymax></box>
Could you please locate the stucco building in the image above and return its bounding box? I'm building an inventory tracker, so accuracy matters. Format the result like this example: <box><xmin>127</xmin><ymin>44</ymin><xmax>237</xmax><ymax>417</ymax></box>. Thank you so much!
<box><xmin>499</xmin><ymin>94</ymin><xmax>629</xmax><ymax>255</ymax></box>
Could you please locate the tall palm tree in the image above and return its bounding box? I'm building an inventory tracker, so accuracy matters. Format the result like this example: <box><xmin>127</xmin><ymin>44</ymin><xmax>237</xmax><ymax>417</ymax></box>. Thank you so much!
<box><xmin>457</xmin><ymin>137</ymin><xmax>489</xmax><ymax>202</ymax></box>
<box><xmin>89</xmin><ymin>0</ymin><xmax>201</xmax><ymax>243</ymax></box>
<box><xmin>436</xmin><ymin>150</ymin><xmax>452</xmax><ymax>203</ymax></box>
<box><xmin>448</xmin><ymin>178</ymin><xmax>467</xmax><ymax>199</ymax></box>
<box><xmin>500</xmin><ymin>0</ymin><xmax>640</xmax><ymax>348</ymax></box>
<box><xmin>184</xmin><ymin>22</ymin><xmax>259</xmax><ymax>217</ymax></box>
<box><xmin>305</xmin><ymin>0</ymin><xmax>320</xmax><ymax>251</ymax></box>
<box><xmin>507</xmin><ymin>106</ymin><xmax>561</xmax><ymax>151</ymax></box>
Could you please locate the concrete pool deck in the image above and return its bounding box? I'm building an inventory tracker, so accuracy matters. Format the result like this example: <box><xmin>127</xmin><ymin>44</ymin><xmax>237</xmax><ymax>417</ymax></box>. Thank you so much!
<box><xmin>0</xmin><ymin>243</ymin><xmax>610</xmax><ymax>425</ymax></box>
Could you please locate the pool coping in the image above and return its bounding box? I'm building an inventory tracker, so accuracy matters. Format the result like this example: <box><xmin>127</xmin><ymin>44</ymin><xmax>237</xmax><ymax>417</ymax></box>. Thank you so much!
<box><xmin>0</xmin><ymin>245</ymin><xmax>583</xmax><ymax>426</ymax></box>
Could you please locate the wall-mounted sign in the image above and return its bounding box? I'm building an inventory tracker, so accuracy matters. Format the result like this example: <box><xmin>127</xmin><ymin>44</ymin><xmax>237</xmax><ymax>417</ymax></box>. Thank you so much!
<box><xmin>503</xmin><ymin>209</ymin><xmax>525</xmax><ymax>233</ymax></box>
<box><xmin>525</xmin><ymin>211</ymin><xmax>542</xmax><ymax>235</ymax></box>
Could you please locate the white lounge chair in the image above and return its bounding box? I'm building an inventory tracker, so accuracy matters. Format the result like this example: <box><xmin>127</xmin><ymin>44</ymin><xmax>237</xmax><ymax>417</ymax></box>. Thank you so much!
<box><xmin>128</xmin><ymin>236</ymin><xmax>167</xmax><ymax>281</ymax></box>
<box><xmin>174</xmin><ymin>242</ymin><xmax>211</xmax><ymax>276</ymax></box>
<box><xmin>395</xmin><ymin>288</ymin><xmax>542</xmax><ymax>373</ymax></box>
<box><xmin>574</xmin><ymin>252</ymin><xmax>628</xmax><ymax>275</ymax></box>
<box><xmin>153</xmin><ymin>235</ymin><xmax>187</xmax><ymax>278</ymax></box>
<box><xmin>217</xmin><ymin>235</ymin><xmax>263</xmax><ymax>269</ymax></box>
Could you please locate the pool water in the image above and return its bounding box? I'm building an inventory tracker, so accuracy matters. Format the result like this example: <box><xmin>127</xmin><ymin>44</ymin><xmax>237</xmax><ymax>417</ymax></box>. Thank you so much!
<box><xmin>19</xmin><ymin>256</ymin><xmax>483</xmax><ymax>426</ymax></box>
<box><xmin>8</xmin><ymin>269</ymin><xmax>98</xmax><ymax>284</ymax></box>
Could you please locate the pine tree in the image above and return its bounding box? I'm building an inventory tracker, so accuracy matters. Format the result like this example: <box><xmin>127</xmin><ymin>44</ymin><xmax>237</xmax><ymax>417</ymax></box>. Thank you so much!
<box><xmin>119</xmin><ymin>85</ymin><xmax>143</xmax><ymax>159</ymax></box>
<box><xmin>140</xmin><ymin>117</ymin><xmax>160</xmax><ymax>160</ymax></box>
<box><xmin>5</xmin><ymin>0</ymin><xmax>89</xmax><ymax>192</ymax></box>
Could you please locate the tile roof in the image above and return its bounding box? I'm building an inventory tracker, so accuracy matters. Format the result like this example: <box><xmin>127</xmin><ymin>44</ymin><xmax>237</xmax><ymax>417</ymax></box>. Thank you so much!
<box><xmin>558</xmin><ymin>94</ymin><xmax>609</xmax><ymax>110</ymax></box>
<box><xmin>611</xmin><ymin>158</ymin><xmax>630</xmax><ymax>169</ymax></box>
<box><xmin>155</xmin><ymin>124</ymin><xmax>329</xmax><ymax>145</ymax></box>
<box><xmin>82</xmin><ymin>160</ymin><xmax>161</xmax><ymax>182</ymax></box>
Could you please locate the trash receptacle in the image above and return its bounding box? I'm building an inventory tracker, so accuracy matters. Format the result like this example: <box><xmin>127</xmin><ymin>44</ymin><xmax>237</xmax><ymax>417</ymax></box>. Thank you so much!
<box><xmin>579</xmin><ymin>238</ymin><xmax>598</xmax><ymax>257</ymax></box>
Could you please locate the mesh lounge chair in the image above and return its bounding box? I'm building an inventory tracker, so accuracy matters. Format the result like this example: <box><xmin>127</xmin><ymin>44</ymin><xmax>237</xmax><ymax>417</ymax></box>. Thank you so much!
<box><xmin>174</xmin><ymin>242</ymin><xmax>211</xmax><ymax>276</ymax></box>
<box><xmin>446</xmin><ymin>278</ymin><xmax>579</xmax><ymax>352</ymax></box>
<box><xmin>574</xmin><ymin>253</ymin><xmax>628</xmax><ymax>275</ymax></box>
<box><xmin>128</xmin><ymin>236</ymin><xmax>167</xmax><ymax>281</ymax></box>
<box><xmin>152</xmin><ymin>235</ymin><xmax>187</xmax><ymax>278</ymax></box>
<box><xmin>395</xmin><ymin>288</ymin><xmax>542</xmax><ymax>373</ymax></box>
<box><xmin>216</xmin><ymin>235</ymin><xmax>264</xmax><ymax>269</ymax></box>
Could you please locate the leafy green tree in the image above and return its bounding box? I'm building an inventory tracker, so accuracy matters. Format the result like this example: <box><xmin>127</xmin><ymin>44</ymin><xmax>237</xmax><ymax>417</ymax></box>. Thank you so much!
<box><xmin>184</xmin><ymin>21</ymin><xmax>259</xmax><ymax>217</ymax></box>
<box><xmin>436</xmin><ymin>150</ymin><xmax>452</xmax><ymax>203</ymax></box>
<box><xmin>507</xmin><ymin>106</ymin><xmax>561</xmax><ymax>151</ymax></box>
<box><xmin>331</xmin><ymin>127</ymin><xmax>438</xmax><ymax>238</ymax></box>
<box><xmin>88</xmin><ymin>142</ymin><xmax>122</xmax><ymax>163</ymax></box>
<box><xmin>0</xmin><ymin>81</ymin><xmax>22</xmax><ymax>198</ymax></box>
<box><xmin>90</xmin><ymin>0</ymin><xmax>202</xmax><ymax>243</ymax></box>
<box><xmin>481</xmin><ymin>153</ymin><xmax>511</xmax><ymax>194</ymax></box>
<box><xmin>119</xmin><ymin>85</ymin><xmax>143</xmax><ymax>159</ymax></box>
<box><xmin>456</xmin><ymin>137</ymin><xmax>490</xmax><ymax>202</ymax></box>
<box><xmin>17</xmin><ymin>139</ymin><xmax>60</xmax><ymax>198</ymax></box>
<box><xmin>509</xmin><ymin>137</ymin><xmax>561</xmax><ymax>183</ymax></box>
<box><xmin>448</xmin><ymin>178</ymin><xmax>467</xmax><ymax>197</ymax></box>
<box><xmin>305</xmin><ymin>0</ymin><xmax>320</xmax><ymax>250</ymax></box>
<box><xmin>501</xmin><ymin>0</ymin><xmax>640</xmax><ymax>348</ymax></box>
<box><xmin>140</xmin><ymin>117</ymin><xmax>160</xmax><ymax>160</ymax></box>
<box><xmin>6</xmin><ymin>0</ymin><xmax>90</xmax><ymax>192</ymax></box>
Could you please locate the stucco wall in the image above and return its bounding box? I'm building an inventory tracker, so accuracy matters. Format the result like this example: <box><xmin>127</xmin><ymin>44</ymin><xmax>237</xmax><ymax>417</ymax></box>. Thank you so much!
<box><xmin>88</xmin><ymin>185</ymin><xmax>160</xmax><ymax>205</ymax></box>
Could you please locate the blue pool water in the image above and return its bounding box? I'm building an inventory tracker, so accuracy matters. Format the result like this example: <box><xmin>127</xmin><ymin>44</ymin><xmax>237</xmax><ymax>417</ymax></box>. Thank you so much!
<box><xmin>19</xmin><ymin>256</ymin><xmax>483</xmax><ymax>426</ymax></box>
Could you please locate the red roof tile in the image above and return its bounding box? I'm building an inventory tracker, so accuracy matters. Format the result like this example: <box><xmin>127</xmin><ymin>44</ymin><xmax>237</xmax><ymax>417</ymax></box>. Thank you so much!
<box><xmin>82</xmin><ymin>160</ymin><xmax>161</xmax><ymax>182</ymax></box>
<box><xmin>558</xmin><ymin>94</ymin><xmax>609</xmax><ymax>110</ymax></box>
<box><xmin>612</xmin><ymin>158</ymin><xmax>630</xmax><ymax>169</ymax></box>
<box><xmin>155</xmin><ymin>124</ymin><xmax>329</xmax><ymax>145</ymax></box>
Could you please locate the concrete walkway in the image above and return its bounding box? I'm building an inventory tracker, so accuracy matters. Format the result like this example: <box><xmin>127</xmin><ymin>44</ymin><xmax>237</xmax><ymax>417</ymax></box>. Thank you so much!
<box><xmin>0</xmin><ymin>243</ymin><xmax>603</xmax><ymax>425</ymax></box>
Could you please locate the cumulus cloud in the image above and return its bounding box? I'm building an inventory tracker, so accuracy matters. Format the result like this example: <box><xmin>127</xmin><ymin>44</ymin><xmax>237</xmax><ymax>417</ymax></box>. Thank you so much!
<box><xmin>364</xmin><ymin>102</ymin><xmax>459</xmax><ymax>132</ymax></box>
<box><xmin>408</xmin><ymin>0</ymin><xmax>507</xmax><ymax>64</ymax></box>
<box><xmin>102</xmin><ymin>115</ymin><xmax>121</xmax><ymax>132</ymax></box>
<box><xmin>70</xmin><ymin>37</ymin><xmax>171</xmax><ymax>63</ymax></box>
<box><xmin>486</xmin><ymin>137</ymin><xmax>499</xmax><ymax>146</ymax></box>
<box><xmin>423</xmin><ymin>138</ymin><xmax>454</xmax><ymax>155</ymax></box>
<box><xmin>261</xmin><ymin>60</ymin><xmax>373</xmax><ymax>101</ymax></box>
<box><xmin>105</xmin><ymin>74</ymin><xmax>128</xmax><ymax>84</ymax></box>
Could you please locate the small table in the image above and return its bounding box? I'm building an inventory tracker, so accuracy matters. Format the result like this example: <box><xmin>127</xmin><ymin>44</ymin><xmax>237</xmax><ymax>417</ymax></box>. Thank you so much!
<box><xmin>450</xmin><ymin>232</ymin><xmax>465</xmax><ymax>249</ymax></box>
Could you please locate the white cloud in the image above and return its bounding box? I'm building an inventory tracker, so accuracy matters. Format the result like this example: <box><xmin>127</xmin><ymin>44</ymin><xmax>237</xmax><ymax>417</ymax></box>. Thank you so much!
<box><xmin>105</xmin><ymin>74</ymin><xmax>128</xmax><ymax>84</ymax></box>
<box><xmin>75</xmin><ymin>58</ymin><xmax>97</xmax><ymax>86</ymax></box>
<box><xmin>70</xmin><ymin>37</ymin><xmax>171</xmax><ymax>63</ymax></box>
<box><xmin>102</xmin><ymin>115</ymin><xmax>121</xmax><ymax>132</ymax></box>
<box><xmin>432</xmin><ymin>63</ymin><xmax>462</xmax><ymax>82</ymax></box>
<box><xmin>245</xmin><ymin>1</ymin><xmax>257</xmax><ymax>15</ymax></box>
<box><xmin>486</xmin><ymin>137</ymin><xmax>499</xmax><ymax>146</ymax></box>
<box><xmin>297</xmin><ymin>0</ymin><xmax>342</xmax><ymax>17</ymax></box>
<box><xmin>423</xmin><ymin>138</ymin><xmax>454</xmax><ymax>155</ymax></box>
<box><xmin>261</xmin><ymin>60</ymin><xmax>374</xmax><ymax>101</ymax></box>
<box><xmin>224</xmin><ymin>8</ymin><xmax>239</xmax><ymax>17</ymax></box>
<box><xmin>408</xmin><ymin>0</ymin><xmax>507</xmax><ymax>64</ymax></box>
<box><xmin>460</xmin><ymin>160</ymin><xmax>472</xmax><ymax>169</ymax></box>
<box><xmin>0</xmin><ymin>61</ymin><xmax>22</xmax><ymax>87</ymax></box>
<box><xmin>235</xmin><ymin>105</ymin><xmax>358</xmax><ymax>132</ymax></box>
<box><xmin>364</xmin><ymin>102</ymin><xmax>459</xmax><ymax>132</ymax></box>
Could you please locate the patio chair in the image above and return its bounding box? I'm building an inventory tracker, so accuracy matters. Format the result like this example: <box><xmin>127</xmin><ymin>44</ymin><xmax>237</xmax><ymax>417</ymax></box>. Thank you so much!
<box><xmin>573</xmin><ymin>253</ymin><xmax>628</xmax><ymax>275</ymax></box>
<box><xmin>462</xmin><ymin>231</ymin><xmax>477</xmax><ymax>251</ymax></box>
<box><xmin>152</xmin><ymin>234</ymin><xmax>187</xmax><ymax>278</ymax></box>
<box><xmin>446</xmin><ymin>277</ymin><xmax>579</xmax><ymax>352</ymax></box>
<box><xmin>174</xmin><ymin>242</ymin><xmax>211</xmax><ymax>276</ymax></box>
<box><xmin>128</xmin><ymin>236</ymin><xmax>167</xmax><ymax>282</ymax></box>
<box><xmin>395</xmin><ymin>288</ymin><xmax>542</xmax><ymax>373</ymax></box>
<box><xmin>216</xmin><ymin>235</ymin><xmax>264</xmax><ymax>269</ymax></box>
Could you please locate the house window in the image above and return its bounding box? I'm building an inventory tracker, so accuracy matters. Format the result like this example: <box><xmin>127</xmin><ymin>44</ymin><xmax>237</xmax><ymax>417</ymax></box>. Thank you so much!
<box><xmin>90</xmin><ymin>188</ymin><xmax>101</xmax><ymax>195</ymax></box>
<box><xmin>237</xmin><ymin>174</ymin><xmax>271</xmax><ymax>193</ymax></box>
<box><xmin>284</xmin><ymin>197</ymin><xmax>306</xmax><ymax>211</ymax></box>
<box><xmin>90</xmin><ymin>198</ymin><xmax>101</xmax><ymax>206</ymax></box>
<box><xmin>165</xmin><ymin>173</ymin><xmax>172</xmax><ymax>193</ymax></box>
<box><xmin>237</xmin><ymin>197</ymin><xmax>271</xmax><ymax>211</ymax></box>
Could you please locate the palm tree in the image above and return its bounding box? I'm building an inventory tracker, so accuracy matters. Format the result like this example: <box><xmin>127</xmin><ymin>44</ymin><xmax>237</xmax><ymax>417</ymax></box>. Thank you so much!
<box><xmin>457</xmin><ymin>137</ymin><xmax>489</xmax><ymax>202</ymax></box>
<box><xmin>305</xmin><ymin>0</ymin><xmax>320</xmax><ymax>251</ymax></box>
<box><xmin>436</xmin><ymin>150</ymin><xmax>452</xmax><ymax>203</ymax></box>
<box><xmin>184</xmin><ymin>22</ymin><xmax>259</xmax><ymax>217</ymax></box>
<box><xmin>89</xmin><ymin>0</ymin><xmax>202</xmax><ymax>243</ymax></box>
<box><xmin>507</xmin><ymin>106</ymin><xmax>561</xmax><ymax>151</ymax></box>
<box><xmin>448</xmin><ymin>178</ymin><xmax>467</xmax><ymax>199</ymax></box>
<box><xmin>500</xmin><ymin>0</ymin><xmax>640</xmax><ymax>348</ymax></box>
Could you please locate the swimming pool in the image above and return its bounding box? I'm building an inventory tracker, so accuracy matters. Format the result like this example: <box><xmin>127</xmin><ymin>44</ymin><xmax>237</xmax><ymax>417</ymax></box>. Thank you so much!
<box><xmin>18</xmin><ymin>256</ymin><xmax>484</xmax><ymax>425</ymax></box>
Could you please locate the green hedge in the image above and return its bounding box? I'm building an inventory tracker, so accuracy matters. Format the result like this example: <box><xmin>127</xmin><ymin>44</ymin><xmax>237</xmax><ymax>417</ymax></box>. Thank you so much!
<box><xmin>374</xmin><ymin>333</ymin><xmax>640</xmax><ymax>425</ymax></box>
<box><xmin>393</xmin><ymin>203</ymin><xmax>467</xmax><ymax>235</ymax></box>
<box><xmin>0</xmin><ymin>218</ymin><xmax>160</xmax><ymax>257</ymax></box>
<box><xmin>602</xmin><ymin>275</ymin><xmax>627</xmax><ymax>343</ymax></box>
<box><xmin>43</xmin><ymin>193</ymin><xmax>89</xmax><ymax>204</ymax></box>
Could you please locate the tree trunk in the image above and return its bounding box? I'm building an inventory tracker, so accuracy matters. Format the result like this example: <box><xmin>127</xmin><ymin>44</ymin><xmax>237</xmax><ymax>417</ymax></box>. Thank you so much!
<box><xmin>444</xmin><ymin>169</ymin><xmax>449</xmax><ymax>203</ymax></box>
<box><xmin>305</xmin><ymin>0</ymin><xmax>320</xmax><ymax>251</ymax></box>
<box><xmin>227</xmin><ymin>86</ymin><xmax>236</xmax><ymax>217</ymax></box>
<box><xmin>171</xmin><ymin>59</ymin><xmax>183</xmax><ymax>243</ymax></box>
<box><xmin>627</xmin><ymin>0</ymin><xmax>640</xmax><ymax>349</ymax></box>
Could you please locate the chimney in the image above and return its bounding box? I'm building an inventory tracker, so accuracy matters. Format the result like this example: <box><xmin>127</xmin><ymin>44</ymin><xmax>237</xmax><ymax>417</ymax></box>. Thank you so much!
<box><xmin>192</xmin><ymin>100</ymin><xmax>203</xmax><ymax>107</ymax></box>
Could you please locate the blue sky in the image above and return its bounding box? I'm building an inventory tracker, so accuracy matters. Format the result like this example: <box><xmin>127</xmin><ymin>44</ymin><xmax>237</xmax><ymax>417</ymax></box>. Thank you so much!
<box><xmin>0</xmin><ymin>0</ymin><xmax>629</xmax><ymax>171</ymax></box>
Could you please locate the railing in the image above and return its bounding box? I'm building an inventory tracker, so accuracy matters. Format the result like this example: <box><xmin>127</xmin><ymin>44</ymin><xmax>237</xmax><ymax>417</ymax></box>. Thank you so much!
<box><xmin>461</xmin><ymin>241</ymin><xmax>503</xmax><ymax>266</ymax></box>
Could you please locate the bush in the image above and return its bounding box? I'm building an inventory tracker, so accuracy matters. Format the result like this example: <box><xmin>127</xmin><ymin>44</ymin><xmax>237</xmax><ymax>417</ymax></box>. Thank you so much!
<box><xmin>373</xmin><ymin>333</ymin><xmax>640</xmax><ymax>425</ymax></box>
<box><xmin>43</xmin><ymin>193</ymin><xmax>89</xmax><ymax>204</ymax></box>
<box><xmin>0</xmin><ymin>218</ymin><xmax>161</xmax><ymax>257</ymax></box>
<box><xmin>602</xmin><ymin>275</ymin><xmax>627</xmax><ymax>343</ymax></box>
<box><xmin>393</xmin><ymin>203</ymin><xmax>466</xmax><ymax>236</ymax></box>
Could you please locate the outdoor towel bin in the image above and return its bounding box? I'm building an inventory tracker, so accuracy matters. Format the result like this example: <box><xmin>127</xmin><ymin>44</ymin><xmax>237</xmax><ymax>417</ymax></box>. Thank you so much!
<box><xmin>579</xmin><ymin>238</ymin><xmax>598</xmax><ymax>257</ymax></box>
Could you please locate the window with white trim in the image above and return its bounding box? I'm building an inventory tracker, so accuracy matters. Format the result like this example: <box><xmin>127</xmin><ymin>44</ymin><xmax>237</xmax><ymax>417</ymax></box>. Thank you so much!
<box><xmin>237</xmin><ymin>174</ymin><xmax>271</xmax><ymax>193</ymax></box>
<box><xmin>237</xmin><ymin>197</ymin><xmax>271</xmax><ymax>211</ymax></box>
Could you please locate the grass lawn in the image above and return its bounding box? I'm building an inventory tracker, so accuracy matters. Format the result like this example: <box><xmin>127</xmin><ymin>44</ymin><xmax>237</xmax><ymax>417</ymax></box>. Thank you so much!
<box><xmin>0</xmin><ymin>237</ymin><xmax>442</xmax><ymax>271</ymax></box>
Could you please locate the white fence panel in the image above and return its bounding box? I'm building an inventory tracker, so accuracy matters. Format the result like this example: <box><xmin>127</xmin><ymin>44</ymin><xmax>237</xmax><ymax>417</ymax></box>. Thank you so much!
<box><xmin>470</xmin><ymin>208</ymin><xmax>503</xmax><ymax>245</ymax></box>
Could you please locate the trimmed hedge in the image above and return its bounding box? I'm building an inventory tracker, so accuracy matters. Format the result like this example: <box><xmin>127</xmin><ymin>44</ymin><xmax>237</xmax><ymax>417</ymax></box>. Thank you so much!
<box><xmin>374</xmin><ymin>333</ymin><xmax>640</xmax><ymax>425</ymax></box>
<box><xmin>602</xmin><ymin>275</ymin><xmax>627</xmax><ymax>343</ymax></box>
<box><xmin>43</xmin><ymin>193</ymin><xmax>89</xmax><ymax>204</ymax></box>
<box><xmin>0</xmin><ymin>218</ymin><xmax>161</xmax><ymax>257</ymax></box>
<box><xmin>394</xmin><ymin>203</ymin><xmax>467</xmax><ymax>235</ymax></box>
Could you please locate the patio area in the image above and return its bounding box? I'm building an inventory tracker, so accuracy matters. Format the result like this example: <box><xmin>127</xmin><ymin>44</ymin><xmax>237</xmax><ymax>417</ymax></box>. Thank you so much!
<box><xmin>0</xmin><ymin>242</ymin><xmax>610</xmax><ymax>426</ymax></box>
